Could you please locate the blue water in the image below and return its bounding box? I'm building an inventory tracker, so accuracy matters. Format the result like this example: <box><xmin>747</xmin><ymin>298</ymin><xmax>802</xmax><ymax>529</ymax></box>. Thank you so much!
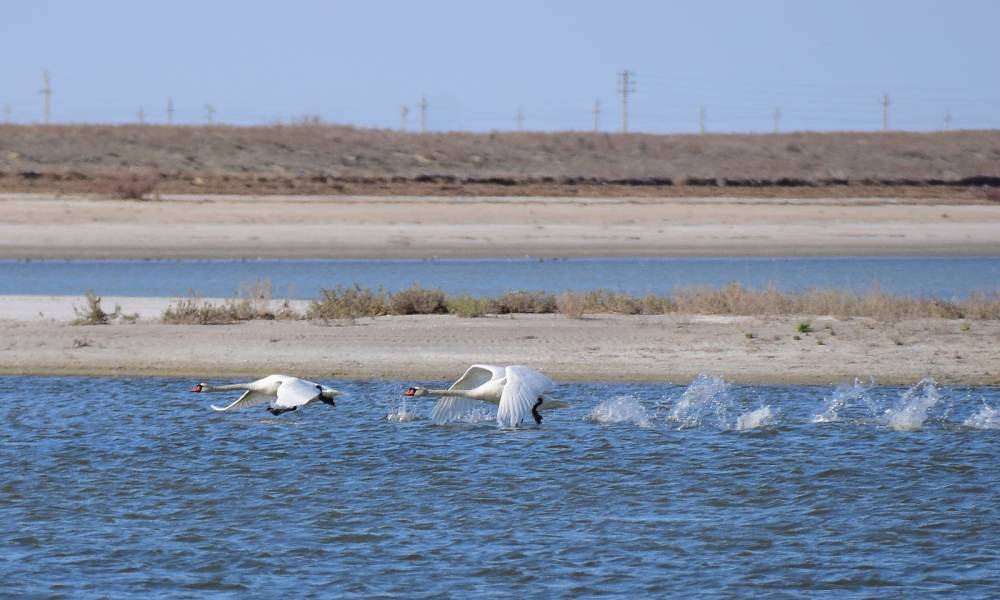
<box><xmin>2</xmin><ymin>256</ymin><xmax>1000</xmax><ymax>299</ymax></box>
<box><xmin>2</xmin><ymin>375</ymin><xmax>999</xmax><ymax>597</ymax></box>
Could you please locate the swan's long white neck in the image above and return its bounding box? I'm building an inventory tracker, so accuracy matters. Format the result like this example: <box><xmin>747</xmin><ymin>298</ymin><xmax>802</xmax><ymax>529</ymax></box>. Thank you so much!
<box><xmin>425</xmin><ymin>388</ymin><xmax>472</xmax><ymax>397</ymax></box>
<box><xmin>202</xmin><ymin>383</ymin><xmax>251</xmax><ymax>392</ymax></box>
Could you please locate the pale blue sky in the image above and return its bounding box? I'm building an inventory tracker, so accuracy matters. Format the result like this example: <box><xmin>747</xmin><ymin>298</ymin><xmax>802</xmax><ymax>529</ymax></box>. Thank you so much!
<box><xmin>2</xmin><ymin>0</ymin><xmax>998</xmax><ymax>132</ymax></box>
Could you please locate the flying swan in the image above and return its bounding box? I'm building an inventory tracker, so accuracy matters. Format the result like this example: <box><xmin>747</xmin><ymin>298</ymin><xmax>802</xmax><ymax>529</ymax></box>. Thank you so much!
<box><xmin>191</xmin><ymin>374</ymin><xmax>342</xmax><ymax>415</ymax></box>
<box><xmin>404</xmin><ymin>364</ymin><xmax>567</xmax><ymax>427</ymax></box>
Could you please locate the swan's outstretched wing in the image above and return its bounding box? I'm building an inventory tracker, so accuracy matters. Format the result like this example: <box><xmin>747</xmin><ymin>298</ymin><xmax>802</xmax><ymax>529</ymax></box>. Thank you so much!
<box><xmin>274</xmin><ymin>377</ymin><xmax>323</xmax><ymax>409</ymax></box>
<box><xmin>496</xmin><ymin>366</ymin><xmax>556</xmax><ymax>428</ymax></box>
<box><xmin>449</xmin><ymin>364</ymin><xmax>504</xmax><ymax>391</ymax></box>
<box><xmin>430</xmin><ymin>397</ymin><xmax>488</xmax><ymax>423</ymax></box>
<box><xmin>430</xmin><ymin>364</ymin><xmax>504</xmax><ymax>424</ymax></box>
<box><xmin>211</xmin><ymin>390</ymin><xmax>271</xmax><ymax>412</ymax></box>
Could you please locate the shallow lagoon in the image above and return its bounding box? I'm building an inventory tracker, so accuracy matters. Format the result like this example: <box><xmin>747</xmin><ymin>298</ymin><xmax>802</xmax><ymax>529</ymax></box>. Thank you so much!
<box><xmin>2</xmin><ymin>376</ymin><xmax>998</xmax><ymax>597</ymax></box>
<box><xmin>3</xmin><ymin>256</ymin><xmax>1000</xmax><ymax>299</ymax></box>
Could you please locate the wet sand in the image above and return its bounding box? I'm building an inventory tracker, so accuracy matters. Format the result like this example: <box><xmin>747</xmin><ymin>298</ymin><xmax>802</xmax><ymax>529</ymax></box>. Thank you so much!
<box><xmin>3</xmin><ymin>193</ymin><xmax>1000</xmax><ymax>258</ymax></box>
<box><xmin>1</xmin><ymin>302</ymin><xmax>996</xmax><ymax>385</ymax></box>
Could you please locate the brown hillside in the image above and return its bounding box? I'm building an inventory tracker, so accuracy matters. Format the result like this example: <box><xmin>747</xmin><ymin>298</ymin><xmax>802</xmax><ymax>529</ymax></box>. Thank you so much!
<box><xmin>1</xmin><ymin>125</ymin><xmax>998</xmax><ymax>197</ymax></box>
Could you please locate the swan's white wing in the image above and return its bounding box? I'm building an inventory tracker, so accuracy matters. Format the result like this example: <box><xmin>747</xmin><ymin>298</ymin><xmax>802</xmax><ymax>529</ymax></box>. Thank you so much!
<box><xmin>496</xmin><ymin>366</ymin><xmax>556</xmax><ymax>428</ymax></box>
<box><xmin>448</xmin><ymin>364</ymin><xmax>504</xmax><ymax>391</ymax></box>
<box><xmin>211</xmin><ymin>390</ymin><xmax>271</xmax><ymax>412</ymax></box>
<box><xmin>274</xmin><ymin>377</ymin><xmax>322</xmax><ymax>409</ymax></box>
<box><xmin>430</xmin><ymin>397</ymin><xmax>489</xmax><ymax>424</ymax></box>
<box><xmin>429</xmin><ymin>365</ymin><xmax>504</xmax><ymax>424</ymax></box>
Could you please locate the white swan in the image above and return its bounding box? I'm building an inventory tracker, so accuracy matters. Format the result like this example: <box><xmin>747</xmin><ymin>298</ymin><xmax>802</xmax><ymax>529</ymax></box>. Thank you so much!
<box><xmin>404</xmin><ymin>364</ymin><xmax>567</xmax><ymax>427</ymax></box>
<box><xmin>191</xmin><ymin>374</ymin><xmax>342</xmax><ymax>415</ymax></box>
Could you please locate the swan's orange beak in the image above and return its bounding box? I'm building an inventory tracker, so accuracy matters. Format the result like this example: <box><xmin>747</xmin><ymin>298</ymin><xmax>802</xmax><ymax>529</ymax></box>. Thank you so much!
<box><xmin>403</xmin><ymin>387</ymin><xmax>416</xmax><ymax>396</ymax></box>
<box><xmin>191</xmin><ymin>384</ymin><xmax>203</xmax><ymax>393</ymax></box>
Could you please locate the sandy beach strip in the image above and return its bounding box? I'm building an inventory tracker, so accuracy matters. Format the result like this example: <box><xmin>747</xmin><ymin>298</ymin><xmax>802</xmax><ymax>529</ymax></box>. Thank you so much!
<box><xmin>1</xmin><ymin>305</ymin><xmax>996</xmax><ymax>385</ymax></box>
<box><xmin>3</xmin><ymin>193</ymin><xmax>1000</xmax><ymax>258</ymax></box>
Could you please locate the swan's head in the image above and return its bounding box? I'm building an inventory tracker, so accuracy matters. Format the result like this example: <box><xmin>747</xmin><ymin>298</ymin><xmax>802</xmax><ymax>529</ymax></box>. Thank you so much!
<box><xmin>191</xmin><ymin>383</ymin><xmax>208</xmax><ymax>393</ymax></box>
<box><xmin>319</xmin><ymin>386</ymin><xmax>342</xmax><ymax>400</ymax></box>
<box><xmin>403</xmin><ymin>386</ymin><xmax>428</xmax><ymax>397</ymax></box>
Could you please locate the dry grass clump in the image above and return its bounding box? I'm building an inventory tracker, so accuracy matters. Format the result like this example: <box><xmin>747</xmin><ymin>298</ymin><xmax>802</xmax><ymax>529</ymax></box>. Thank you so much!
<box><xmin>162</xmin><ymin>279</ymin><xmax>298</xmax><ymax>324</ymax></box>
<box><xmin>669</xmin><ymin>282</ymin><xmax>1000</xmax><ymax>320</ymax></box>
<box><xmin>445</xmin><ymin>295</ymin><xmax>494</xmax><ymax>318</ymax></box>
<box><xmin>162</xmin><ymin>281</ymin><xmax>1000</xmax><ymax>323</ymax></box>
<box><xmin>493</xmin><ymin>291</ymin><xmax>557</xmax><ymax>314</ymax></box>
<box><xmin>558</xmin><ymin>290</ymin><xmax>676</xmax><ymax>317</ymax></box>
<box><xmin>72</xmin><ymin>290</ymin><xmax>111</xmax><ymax>325</ymax></box>
<box><xmin>106</xmin><ymin>167</ymin><xmax>160</xmax><ymax>200</ymax></box>
<box><xmin>307</xmin><ymin>285</ymin><xmax>388</xmax><ymax>320</ymax></box>
<box><xmin>387</xmin><ymin>284</ymin><xmax>447</xmax><ymax>315</ymax></box>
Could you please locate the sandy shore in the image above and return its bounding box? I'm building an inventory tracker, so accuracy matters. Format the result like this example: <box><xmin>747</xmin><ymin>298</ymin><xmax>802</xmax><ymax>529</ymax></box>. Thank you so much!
<box><xmin>1</xmin><ymin>304</ymin><xmax>996</xmax><ymax>384</ymax></box>
<box><xmin>3</xmin><ymin>193</ymin><xmax>1000</xmax><ymax>258</ymax></box>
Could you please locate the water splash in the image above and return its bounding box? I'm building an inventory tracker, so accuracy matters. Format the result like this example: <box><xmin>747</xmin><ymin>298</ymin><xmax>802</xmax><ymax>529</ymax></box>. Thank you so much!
<box><xmin>963</xmin><ymin>403</ymin><xmax>1000</xmax><ymax>430</ymax></box>
<box><xmin>586</xmin><ymin>396</ymin><xmax>652</xmax><ymax>428</ymax></box>
<box><xmin>666</xmin><ymin>375</ymin><xmax>734</xmax><ymax>430</ymax></box>
<box><xmin>386</xmin><ymin>397</ymin><xmax>422</xmax><ymax>422</ymax></box>
<box><xmin>883</xmin><ymin>378</ymin><xmax>941</xmax><ymax>431</ymax></box>
<box><xmin>735</xmin><ymin>405</ymin><xmax>778</xmax><ymax>431</ymax></box>
<box><xmin>812</xmin><ymin>378</ymin><xmax>875</xmax><ymax>423</ymax></box>
<box><xmin>456</xmin><ymin>406</ymin><xmax>496</xmax><ymax>424</ymax></box>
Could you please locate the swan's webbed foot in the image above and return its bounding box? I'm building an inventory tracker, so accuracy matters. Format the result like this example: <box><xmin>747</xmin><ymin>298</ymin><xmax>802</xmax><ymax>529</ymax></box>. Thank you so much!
<box><xmin>267</xmin><ymin>406</ymin><xmax>298</xmax><ymax>415</ymax></box>
<box><xmin>532</xmin><ymin>397</ymin><xmax>543</xmax><ymax>425</ymax></box>
<box><xmin>320</xmin><ymin>397</ymin><xmax>336</xmax><ymax>406</ymax></box>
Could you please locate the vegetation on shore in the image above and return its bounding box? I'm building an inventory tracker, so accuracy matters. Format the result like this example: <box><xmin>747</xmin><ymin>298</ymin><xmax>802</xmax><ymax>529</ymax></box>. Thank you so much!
<box><xmin>158</xmin><ymin>282</ymin><xmax>1000</xmax><ymax>324</ymax></box>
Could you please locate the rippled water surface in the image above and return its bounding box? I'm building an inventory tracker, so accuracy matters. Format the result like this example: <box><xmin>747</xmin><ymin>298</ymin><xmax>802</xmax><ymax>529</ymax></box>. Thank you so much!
<box><xmin>3</xmin><ymin>376</ymin><xmax>999</xmax><ymax>598</ymax></box>
<box><xmin>3</xmin><ymin>256</ymin><xmax>1000</xmax><ymax>298</ymax></box>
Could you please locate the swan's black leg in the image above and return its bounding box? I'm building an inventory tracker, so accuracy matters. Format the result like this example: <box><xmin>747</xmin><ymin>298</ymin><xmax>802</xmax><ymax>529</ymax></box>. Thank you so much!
<box><xmin>532</xmin><ymin>398</ymin><xmax>544</xmax><ymax>425</ymax></box>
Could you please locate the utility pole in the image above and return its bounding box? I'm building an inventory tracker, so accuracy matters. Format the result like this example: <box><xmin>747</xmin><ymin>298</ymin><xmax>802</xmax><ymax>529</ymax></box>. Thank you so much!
<box><xmin>772</xmin><ymin>107</ymin><xmax>781</xmax><ymax>134</ymax></box>
<box><xmin>2</xmin><ymin>103</ymin><xmax>10</xmax><ymax>124</ymax></box>
<box><xmin>515</xmin><ymin>108</ymin><xmax>524</xmax><ymax>131</ymax></box>
<box><xmin>593</xmin><ymin>99</ymin><xmax>601</xmax><ymax>132</ymax></box>
<box><xmin>205</xmin><ymin>104</ymin><xmax>215</xmax><ymax>125</ymax></box>
<box><xmin>400</xmin><ymin>105</ymin><xmax>409</xmax><ymax>131</ymax></box>
<box><xmin>943</xmin><ymin>110</ymin><xmax>952</xmax><ymax>131</ymax></box>
<box><xmin>880</xmin><ymin>94</ymin><xmax>890</xmax><ymax>132</ymax></box>
<box><xmin>166</xmin><ymin>97</ymin><xmax>175</xmax><ymax>125</ymax></box>
<box><xmin>418</xmin><ymin>95</ymin><xmax>428</xmax><ymax>133</ymax></box>
<box><xmin>40</xmin><ymin>71</ymin><xmax>52</xmax><ymax>124</ymax></box>
<box><xmin>699</xmin><ymin>105</ymin><xmax>706</xmax><ymax>134</ymax></box>
<box><xmin>137</xmin><ymin>106</ymin><xmax>146</xmax><ymax>124</ymax></box>
<box><xmin>617</xmin><ymin>70</ymin><xmax>635</xmax><ymax>133</ymax></box>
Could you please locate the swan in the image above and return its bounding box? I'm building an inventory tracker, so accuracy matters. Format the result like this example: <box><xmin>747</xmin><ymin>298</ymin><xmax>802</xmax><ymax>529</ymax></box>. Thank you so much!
<box><xmin>404</xmin><ymin>364</ymin><xmax>567</xmax><ymax>427</ymax></box>
<box><xmin>191</xmin><ymin>374</ymin><xmax>342</xmax><ymax>415</ymax></box>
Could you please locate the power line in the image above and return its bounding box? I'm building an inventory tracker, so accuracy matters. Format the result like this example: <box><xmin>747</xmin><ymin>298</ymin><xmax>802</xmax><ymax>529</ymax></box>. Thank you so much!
<box><xmin>617</xmin><ymin>70</ymin><xmax>635</xmax><ymax>133</ymax></box>
<box><xmin>40</xmin><ymin>71</ymin><xmax>52</xmax><ymax>124</ymax></box>
<box><xmin>419</xmin><ymin>95</ymin><xmax>428</xmax><ymax>133</ymax></box>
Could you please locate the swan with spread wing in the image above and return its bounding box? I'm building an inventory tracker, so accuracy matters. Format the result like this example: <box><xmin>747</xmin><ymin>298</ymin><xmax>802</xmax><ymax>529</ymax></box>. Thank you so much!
<box><xmin>404</xmin><ymin>364</ymin><xmax>566</xmax><ymax>427</ymax></box>
<box><xmin>191</xmin><ymin>374</ymin><xmax>341</xmax><ymax>415</ymax></box>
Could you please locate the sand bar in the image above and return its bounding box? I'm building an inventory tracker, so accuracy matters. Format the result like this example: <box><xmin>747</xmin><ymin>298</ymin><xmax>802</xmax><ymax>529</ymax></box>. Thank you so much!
<box><xmin>1</xmin><ymin>303</ymin><xmax>996</xmax><ymax>384</ymax></box>
<box><xmin>3</xmin><ymin>193</ymin><xmax>1000</xmax><ymax>258</ymax></box>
